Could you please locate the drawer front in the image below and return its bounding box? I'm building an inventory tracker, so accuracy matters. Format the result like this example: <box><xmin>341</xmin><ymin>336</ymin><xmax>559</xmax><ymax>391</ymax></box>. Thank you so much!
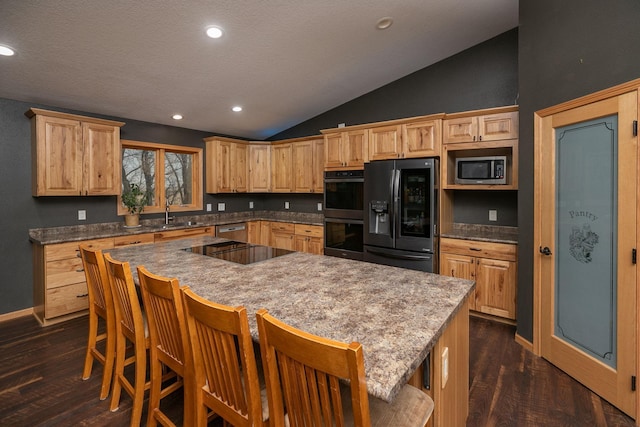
<box><xmin>154</xmin><ymin>227</ymin><xmax>214</xmax><ymax>242</ymax></box>
<box><xmin>45</xmin><ymin>282</ymin><xmax>89</xmax><ymax>319</ymax></box>
<box><xmin>45</xmin><ymin>238</ymin><xmax>114</xmax><ymax>261</ymax></box>
<box><xmin>271</xmin><ymin>222</ymin><xmax>295</xmax><ymax>233</ymax></box>
<box><xmin>46</xmin><ymin>257</ymin><xmax>86</xmax><ymax>289</ymax></box>
<box><xmin>114</xmin><ymin>233</ymin><xmax>155</xmax><ymax>247</ymax></box>
<box><xmin>440</xmin><ymin>238</ymin><xmax>516</xmax><ymax>261</ymax></box>
<box><xmin>294</xmin><ymin>224</ymin><xmax>323</xmax><ymax>238</ymax></box>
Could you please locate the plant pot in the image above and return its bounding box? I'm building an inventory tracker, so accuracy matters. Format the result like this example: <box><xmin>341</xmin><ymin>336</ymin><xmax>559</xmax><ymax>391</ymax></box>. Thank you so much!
<box><xmin>124</xmin><ymin>214</ymin><xmax>140</xmax><ymax>227</ymax></box>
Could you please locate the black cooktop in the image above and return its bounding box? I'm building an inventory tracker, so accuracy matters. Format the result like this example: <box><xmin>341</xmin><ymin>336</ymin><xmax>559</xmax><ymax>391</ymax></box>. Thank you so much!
<box><xmin>183</xmin><ymin>241</ymin><xmax>294</xmax><ymax>265</ymax></box>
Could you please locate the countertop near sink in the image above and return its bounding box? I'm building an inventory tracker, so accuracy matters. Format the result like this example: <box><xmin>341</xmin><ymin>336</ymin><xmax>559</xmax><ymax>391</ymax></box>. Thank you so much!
<box><xmin>29</xmin><ymin>210</ymin><xmax>324</xmax><ymax>245</ymax></box>
<box><xmin>440</xmin><ymin>223</ymin><xmax>518</xmax><ymax>245</ymax></box>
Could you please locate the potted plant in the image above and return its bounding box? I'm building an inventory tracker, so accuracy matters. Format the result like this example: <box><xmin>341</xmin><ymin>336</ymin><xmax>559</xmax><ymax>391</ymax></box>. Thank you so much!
<box><xmin>121</xmin><ymin>183</ymin><xmax>148</xmax><ymax>227</ymax></box>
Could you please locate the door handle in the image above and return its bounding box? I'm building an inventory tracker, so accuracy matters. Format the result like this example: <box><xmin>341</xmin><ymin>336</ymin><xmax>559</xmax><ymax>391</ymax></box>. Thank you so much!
<box><xmin>539</xmin><ymin>246</ymin><xmax>552</xmax><ymax>256</ymax></box>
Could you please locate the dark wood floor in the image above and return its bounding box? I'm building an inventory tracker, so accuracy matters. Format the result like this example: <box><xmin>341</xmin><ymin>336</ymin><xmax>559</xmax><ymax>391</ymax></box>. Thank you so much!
<box><xmin>0</xmin><ymin>314</ymin><xmax>635</xmax><ymax>426</ymax></box>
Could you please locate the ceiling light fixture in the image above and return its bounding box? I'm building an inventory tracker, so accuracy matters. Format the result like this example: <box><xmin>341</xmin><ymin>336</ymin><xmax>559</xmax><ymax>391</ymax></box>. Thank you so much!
<box><xmin>206</xmin><ymin>26</ymin><xmax>224</xmax><ymax>39</ymax></box>
<box><xmin>376</xmin><ymin>17</ymin><xmax>393</xmax><ymax>30</ymax></box>
<box><xmin>232</xmin><ymin>106</ymin><xmax>242</xmax><ymax>112</ymax></box>
<box><xmin>0</xmin><ymin>45</ymin><xmax>15</xmax><ymax>56</ymax></box>
<box><xmin>172</xmin><ymin>114</ymin><xmax>183</xmax><ymax>120</ymax></box>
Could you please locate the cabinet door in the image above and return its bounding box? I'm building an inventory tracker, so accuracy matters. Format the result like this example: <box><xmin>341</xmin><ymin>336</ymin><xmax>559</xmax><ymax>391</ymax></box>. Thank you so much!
<box><xmin>82</xmin><ymin>122</ymin><xmax>121</xmax><ymax>195</ymax></box>
<box><xmin>475</xmin><ymin>258</ymin><xmax>516</xmax><ymax>319</ymax></box>
<box><xmin>324</xmin><ymin>133</ymin><xmax>344</xmax><ymax>169</ymax></box>
<box><xmin>344</xmin><ymin>130</ymin><xmax>368</xmax><ymax>168</ymax></box>
<box><xmin>294</xmin><ymin>234</ymin><xmax>308</xmax><ymax>253</ymax></box>
<box><xmin>249</xmin><ymin>145</ymin><xmax>271</xmax><ymax>192</ymax></box>
<box><xmin>312</xmin><ymin>138</ymin><xmax>324</xmax><ymax>193</ymax></box>
<box><xmin>440</xmin><ymin>252</ymin><xmax>477</xmax><ymax>310</ymax></box>
<box><xmin>272</xmin><ymin>231</ymin><xmax>295</xmax><ymax>250</ymax></box>
<box><xmin>293</xmin><ymin>140</ymin><xmax>314</xmax><ymax>192</ymax></box>
<box><xmin>402</xmin><ymin>120</ymin><xmax>441</xmax><ymax>158</ymax></box>
<box><xmin>308</xmin><ymin>236</ymin><xmax>324</xmax><ymax>255</ymax></box>
<box><xmin>34</xmin><ymin>115</ymin><xmax>83</xmax><ymax>196</ymax></box>
<box><xmin>247</xmin><ymin>221</ymin><xmax>261</xmax><ymax>244</ymax></box>
<box><xmin>478</xmin><ymin>112</ymin><xmax>518</xmax><ymax>142</ymax></box>
<box><xmin>233</xmin><ymin>143</ymin><xmax>248</xmax><ymax>192</ymax></box>
<box><xmin>259</xmin><ymin>221</ymin><xmax>271</xmax><ymax>246</ymax></box>
<box><xmin>216</xmin><ymin>141</ymin><xmax>234</xmax><ymax>192</ymax></box>
<box><xmin>369</xmin><ymin>125</ymin><xmax>401</xmax><ymax>161</ymax></box>
<box><xmin>271</xmin><ymin>143</ymin><xmax>293</xmax><ymax>192</ymax></box>
<box><xmin>443</xmin><ymin>116</ymin><xmax>478</xmax><ymax>144</ymax></box>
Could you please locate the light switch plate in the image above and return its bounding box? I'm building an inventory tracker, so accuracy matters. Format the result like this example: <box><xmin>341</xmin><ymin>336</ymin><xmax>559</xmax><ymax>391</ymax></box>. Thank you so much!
<box><xmin>206</xmin><ymin>203</ymin><xmax>212</xmax><ymax>212</ymax></box>
<box><xmin>78</xmin><ymin>210</ymin><xmax>86</xmax><ymax>221</ymax></box>
<box><xmin>489</xmin><ymin>209</ymin><xmax>498</xmax><ymax>222</ymax></box>
<box><xmin>284</xmin><ymin>201</ymin><xmax>290</xmax><ymax>210</ymax></box>
<box><xmin>317</xmin><ymin>202</ymin><xmax>322</xmax><ymax>211</ymax></box>
<box><xmin>218</xmin><ymin>203</ymin><xmax>225</xmax><ymax>211</ymax></box>
<box><xmin>249</xmin><ymin>201</ymin><xmax>254</xmax><ymax>209</ymax></box>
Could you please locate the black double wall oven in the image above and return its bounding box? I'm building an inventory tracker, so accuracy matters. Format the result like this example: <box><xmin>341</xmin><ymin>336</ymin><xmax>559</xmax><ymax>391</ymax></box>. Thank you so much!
<box><xmin>323</xmin><ymin>170</ymin><xmax>364</xmax><ymax>260</ymax></box>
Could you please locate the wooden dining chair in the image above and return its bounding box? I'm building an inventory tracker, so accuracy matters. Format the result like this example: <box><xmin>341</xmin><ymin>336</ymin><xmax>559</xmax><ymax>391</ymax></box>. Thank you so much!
<box><xmin>137</xmin><ymin>265</ymin><xmax>193</xmax><ymax>427</ymax></box>
<box><xmin>103</xmin><ymin>252</ymin><xmax>150</xmax><ymax>427</ymax></box>
<box><xmin>181</xmin><ymin>287</ymin><xmax>267</xmax><ymax>426</ymax></box>
<box><xmin>256</xmin><ymin>309</ymin><xmax>434</xmax><ymax>427</ymax></box>
<box><xmin>79</xmin><ymin>245</ymin><xmax>116</xmax><ymax>401</ymax></box>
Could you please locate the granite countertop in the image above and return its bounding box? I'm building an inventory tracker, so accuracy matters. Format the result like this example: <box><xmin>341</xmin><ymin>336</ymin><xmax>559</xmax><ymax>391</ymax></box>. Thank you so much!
<box><xmin>440</xmin><ymin>223</ymin><xmax>518</xmax><ymax>245</ymax></box>
<box><xmin>28</xmin><ymin>211</ymin><xmax>324</xmax><ymax>245</ymax></box>
<box><xmin>109</xmin><ymin>236</ymin><xmax>474</xmax><ymax>403</ymax></box>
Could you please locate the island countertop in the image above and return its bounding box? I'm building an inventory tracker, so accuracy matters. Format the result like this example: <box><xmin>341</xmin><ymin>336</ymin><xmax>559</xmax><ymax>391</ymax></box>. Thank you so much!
<box><xmin>109</xmin><ymin>236</ymin><xmax>474</xmax><ymax>403</ymax></box>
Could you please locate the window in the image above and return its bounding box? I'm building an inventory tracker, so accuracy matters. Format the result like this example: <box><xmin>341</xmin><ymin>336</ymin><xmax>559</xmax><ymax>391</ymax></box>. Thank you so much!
<box><xmin>119</xmin><ymin>140</ymin><xmax>203</xmax><ymax>215</ymax></box>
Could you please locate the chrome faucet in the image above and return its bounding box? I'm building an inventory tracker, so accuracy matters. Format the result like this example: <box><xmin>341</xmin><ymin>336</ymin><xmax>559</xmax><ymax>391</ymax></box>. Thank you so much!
<box><xmin>165</xmin><ymin>198</ymin><xmax>174</xmax><ymax>225</ymax></box>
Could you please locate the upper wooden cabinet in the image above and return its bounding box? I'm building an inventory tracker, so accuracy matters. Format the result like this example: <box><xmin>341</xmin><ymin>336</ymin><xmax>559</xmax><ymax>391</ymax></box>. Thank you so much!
<box><xmin>205</xmin><ymin>137</ymin><xmax>248</xmax><ymax>193</ymax></box>
<box><xmin>323</xmin><ymin>129</ymin><xmax>368</xmax><ymax>170</ymax></box>
<box><xmin>271</xmin><ymin>142</ymin><xmax>293</xmax><ymax>193</ymax></box>
<box><xmin>292</xmin><ymin>137</ymin><xmax>324</xmax><ymax>193</ymax></box>
<box><xmin>248</xmin><ymin>143</ymin><xmax>271</xmax><ymax>192</ymax></box>
<box><xmin>443</xmin><ymin>110</ymin><xmax>518</xmax><ymax>144</ymax></box>
<box><xmin>368</xmin><ymin>119</ymin><xmax>442</xmax><ymax>160</ymax></box>
<box><xmin>26</xmin><ymin>108</ymin><xmax>124</xmax><ymax>196</ymax></box>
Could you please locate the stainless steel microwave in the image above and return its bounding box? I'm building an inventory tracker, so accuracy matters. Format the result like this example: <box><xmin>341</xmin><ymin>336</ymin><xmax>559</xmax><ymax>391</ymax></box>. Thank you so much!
<box><xmin>455</xmin><ymin>156</ymin><xmax>506</xmax><ymax>185</ymax></box>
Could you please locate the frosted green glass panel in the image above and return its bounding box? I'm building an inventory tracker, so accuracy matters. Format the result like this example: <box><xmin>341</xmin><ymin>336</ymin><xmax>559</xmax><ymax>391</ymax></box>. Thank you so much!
<box><xmin>555</xmin><ymin>115</ymin><xmax>617</xmax><ymax>368</ymax></box>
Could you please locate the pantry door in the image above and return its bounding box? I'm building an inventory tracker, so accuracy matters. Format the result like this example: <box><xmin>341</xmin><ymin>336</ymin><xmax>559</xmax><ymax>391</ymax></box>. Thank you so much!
<box><xmin>535</xmin><ymin>91</ymin><xmax>637</xmax><ymax>418</ymax></box>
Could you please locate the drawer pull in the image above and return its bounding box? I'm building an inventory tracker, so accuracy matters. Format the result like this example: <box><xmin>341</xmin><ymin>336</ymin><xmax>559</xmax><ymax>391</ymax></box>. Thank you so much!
<box><xmin>126</xmin><ymin>241</ymin><xmax>142</xmax><ymax>245</ymax></box>
<box><xmin>76</xmin><ymin>268</ymin><xmax>85</xmax><ymax>273</ymax></box>
<box><xmin>470</xmin><ymin>248</ymin><xmax>481</xmax><ymax>251</ymax></box>
<box><xmin>76</xmin><ymin>293</ymin><xmax>88</xmax><ymax>298</ymax></box>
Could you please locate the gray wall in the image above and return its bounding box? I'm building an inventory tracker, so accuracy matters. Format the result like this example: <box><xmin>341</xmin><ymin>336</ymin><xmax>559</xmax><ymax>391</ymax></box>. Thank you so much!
<box><xmin>517</xmin><ymin>0</ymin><xmax>640</xmax><ymax>341</ymax></box>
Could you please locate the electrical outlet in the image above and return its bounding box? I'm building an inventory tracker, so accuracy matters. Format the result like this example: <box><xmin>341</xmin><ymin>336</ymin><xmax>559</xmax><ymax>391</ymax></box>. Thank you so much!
<box><xmin>78</xmin><ymin>210</ymin><xmax>86</xmax><ymax>221</ymax></box>
<box><xmin>206</xmin><ymin>203</ymin><xmax>212</xmax><ymax>212</ymax></box>
<box><xmin>337</xmin><ymin>123</ymin><xmax>346</xmax><ymax>128</ymax></box>
<box><xmin>217</xmin><ymin>203</ymin><xmax>225</xmax><ymax>212</ymax></box>
<box><xmin>441</xmin><ymin>347</ymin><xmax>449</xmax><ymax>388</ymax></box>
<box><xmin>489</xmin><ymin>209</ymin><xmax>498</xmax><ymax>222</ymax></box>
<box><xmin>284</xmin><ymin>201</ymin><xmax>290</xmax><ymax>210</ymax></box>
<box><xmin>317</xmin><ymin>202</ymin><xmax>323</xmax><ymax>211</ymax></box>
<box><xmin>249</xmin><ymin>201</ymin><xmax>254</xmax><ymax>209</ymax></box>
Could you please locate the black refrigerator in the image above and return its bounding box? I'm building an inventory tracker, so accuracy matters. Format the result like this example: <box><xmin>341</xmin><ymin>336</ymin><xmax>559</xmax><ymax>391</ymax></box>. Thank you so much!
<box><xmin>363</xmin><ymin>158</ymin><xmax>438</xmax><ymax>272</ymax></box>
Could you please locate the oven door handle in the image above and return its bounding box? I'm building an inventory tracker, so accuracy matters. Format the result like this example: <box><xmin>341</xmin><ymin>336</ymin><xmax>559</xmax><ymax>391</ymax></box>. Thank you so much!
<box><xmin>324</xmin><ymin>178</ymin><xmax>364</xmax><ymax>184</ymax></box>
<box><xmin>366</xmin><ymin>248</ymin><xmax>432</xmax><ymax>261</ymax></box>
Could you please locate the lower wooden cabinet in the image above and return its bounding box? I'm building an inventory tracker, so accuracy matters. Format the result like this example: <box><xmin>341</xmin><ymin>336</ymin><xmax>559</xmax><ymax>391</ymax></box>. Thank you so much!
<box><xmin>33</xmin><ymin>226</ymin><xmax>214</xmax><ymax>326</ymax></box>
<box><xmin>440</xmin><ymin>237</ymin><xmax>517</xmax><ymax>320</ymax></box>
<box><xmin>270</xmin><ymin>222</ymin><xmax>296</xmax><ymax>250</ymax></box>
<box><xmin>267</xmin><ymin>221</ymin><xmax>324</xmax><ymax>255</ymax></box>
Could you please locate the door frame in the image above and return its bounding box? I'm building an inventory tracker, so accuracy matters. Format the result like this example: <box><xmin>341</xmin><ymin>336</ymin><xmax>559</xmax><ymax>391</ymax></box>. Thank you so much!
<box><xmin>533</xmin><ymin>78</ymin><xmax>640</xmax><ymax>421</ymax></box>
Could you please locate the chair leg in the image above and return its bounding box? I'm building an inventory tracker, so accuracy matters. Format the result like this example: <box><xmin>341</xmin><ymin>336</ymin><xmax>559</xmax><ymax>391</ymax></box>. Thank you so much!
<box><xmin>129</xmin><ymin>342</ymin><xmax>147</xmax><ymax>427</ymax></box>
<box><xmin>146</xmin><ymin>356</ymin><xmax>162</xmax><ymax>427</ymax></box>
<box><xmin>82</xmin><ymin>311</ymin><xmax>98</xmax><ymax>380</ymax></box>
<box><xmin>109</xmin><ymin>332</ymin><xmax>126</xmax><ymax>412</ymax></box>
<box><xmin>99</xmin><ymin>321</ymin><xmax>116</xmax><ymax>400</ymax></box>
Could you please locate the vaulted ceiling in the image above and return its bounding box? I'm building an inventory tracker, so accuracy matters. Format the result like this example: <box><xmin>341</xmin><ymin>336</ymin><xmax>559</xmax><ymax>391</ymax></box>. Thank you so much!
<box><xmin>0</xmin><ymin>1</ymin><xmax>518</xmax><ymax>139</ymax></box>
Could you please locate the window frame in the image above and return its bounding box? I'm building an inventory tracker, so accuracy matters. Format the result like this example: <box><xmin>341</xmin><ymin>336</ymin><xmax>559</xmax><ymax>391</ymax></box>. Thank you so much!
<box><xmin>118</xmin><ymin>139</ymin><xmax>203</xmax><ymax>215</ymax></box>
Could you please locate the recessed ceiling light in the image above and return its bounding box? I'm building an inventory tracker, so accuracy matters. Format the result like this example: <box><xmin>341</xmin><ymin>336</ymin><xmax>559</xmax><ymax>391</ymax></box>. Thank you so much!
<box><xmin>376</xmin><ymin>17</ymin><xmax>393</xmax><ymax>30</ymax></box>
<box><xmin>206</xmin><ymin>26</ymin><xmax>224</xmax><ymax>39</ymax></box>
<box><xmin>172</xmin><ymin>114</ymin><xmax>183</xmax><ymax>120</ymax></box>
<box><xmin>0</xmin><ymin>45</ymin><xmax>15</xmax><ymax>56</ymax></box>
<box><xmin>232</xmin><ymin>106</ymin><xmax>242</xmax><ymax>112</ymax></box>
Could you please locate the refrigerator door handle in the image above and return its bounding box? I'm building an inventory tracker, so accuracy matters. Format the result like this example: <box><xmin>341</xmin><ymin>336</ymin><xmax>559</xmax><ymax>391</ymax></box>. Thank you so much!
<box><xmin>392</xmin><ymin>168</ymin><xmax>401</xmax><ymax>240</ymax></box>
<box><xmin>366</xmin><ymin>248</ymin><xmax>432</xmax><ymax>261</ymax></box>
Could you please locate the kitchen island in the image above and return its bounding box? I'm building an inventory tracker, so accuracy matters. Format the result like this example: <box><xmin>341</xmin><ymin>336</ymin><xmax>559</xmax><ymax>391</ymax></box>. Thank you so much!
<box><xmin>110</xmin><ymin>236</ymin><xmax>474</xmax><ymax>426</ymax></box>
